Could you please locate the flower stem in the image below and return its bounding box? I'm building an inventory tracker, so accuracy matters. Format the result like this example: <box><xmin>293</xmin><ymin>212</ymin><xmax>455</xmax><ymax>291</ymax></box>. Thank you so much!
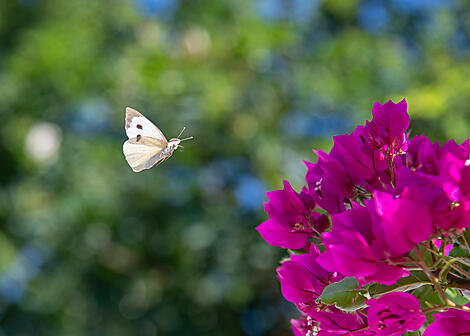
<box><xmin>422</xmin><ymin>304</ymin><xmax>470</xmax><ymax>314</ymax></box>
<box><xmin>388</xmin><ymin>151</ymin><xmax>395</xmax><ymax>187</ymax></box>
<box><xmin>460</xmin><ymin>235</ymin><xmax>470</xmax><ymax>253</ymax></box>
<box><xmin>345</xmin><ymin>326</ymin><xmax>370</xmax><ymax>335</ymax></box>
<box><xmin>443</xmin><ymin>281</ymin><xmax>470</xmax><ymax>290</ymax></box>
<box><xmin>422</xmin><ymin>306</ymin><xmax>448</xmax><ymax>314</ymax></box>
<box><xmin>413</xmin><ymin>246</ymin><xmax>454</xmax><ymax>307</ymax></box>
<box><xmin>449</xmin><ymin>263</ymin><xmax>470</xmax><ymax>280</ymax></box>
<box><xmin>421</xmin><ymin>243</ymin><xmax>470</xmax><ymax>279</ymax></box>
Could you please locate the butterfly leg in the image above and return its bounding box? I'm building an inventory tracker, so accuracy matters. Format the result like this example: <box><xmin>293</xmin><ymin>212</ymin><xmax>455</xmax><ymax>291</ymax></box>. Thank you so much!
<box><xmin>152</xmin><ymin>156</ymin><xmax>167</xmax><ymax>168</ymax></box>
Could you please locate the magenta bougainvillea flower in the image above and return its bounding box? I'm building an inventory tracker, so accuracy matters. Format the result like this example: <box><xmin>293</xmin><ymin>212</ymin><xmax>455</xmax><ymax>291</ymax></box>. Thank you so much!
<box><xmin>367</xmin><ymin>292</ymin><xmax>425</xmax><ymax>335</ymax></box>
<box><xmin>441</xmin><ymin>152</ymin><xmax>470</xmax><ymax>211</ymax></box>
<box><xmin>264</xmin><ymin>180</ymin><xmax>315</xmax><ymax>227</ymax></box>
<box><xmin>403</xmin><ymin>134</ymin><xmax>437</xmax><ymax>173</ymax></box>
<box><xmin>258</xmin><ymin>99</ymin><xmax>470</xmax><ymax>335</ymax></box>
<box><xmin>316</xmin><ymin>204</ymin><xmax>408</xmax><ymax>285</ymax></box>
<box><xmin>395</xmin><ymin>137</ymin><xmax>470</xmax><ymax>231</ymax></box>
<box><xmin>432</xmin><ymin>239</ymin><xmax>453</xmax><ymax>256</ymax></box>
<box><xmin>364</xmin><ymin>99</ymin><xmax>410</xmax><ymax>154</ymax></box>
<box><xmin>309</xmin><ymin>307</ymin><xmax>373</xmax><ymax>336</ymax></box>
<box><xmin>316</xmin><ymin>206</ymin><xmax>378</xmax><ymax>276</ymax></box>
<box><xmin>291</xmin><ymin>308</ymin><xmax>374</xmax><ymax>336</ymax></box>
<box><xmin>329</xmin><ymin>134</ymin><xmax>375</xmax><ymax>182</ymax></box>
<box><xmin>291</xmin><ymin>314</ymin><xmax>316</xmax><ymax>336</ymax></box>
<box><xmin>423</xmin><ymin>304</ymin><xmax>470</xmax><ymax>336</ymax></box>
<box><xmin>257</xmin><ymin>180</ymin><xmax>329</xmax><ymax>249</ymax></box>
<box><xmin>304</xmin><ymin>151</ymin><xmax>354</xmax><ymax>214</ymax></box>
<box><xmin>373</xmin><ymin>186</ymin><xmax>433</xmax><ymax>255</ymax></box>
<box><xmin>277</xmin><ymin>246</ymin><xmax>342</xmax><ymax>310</ymax></box>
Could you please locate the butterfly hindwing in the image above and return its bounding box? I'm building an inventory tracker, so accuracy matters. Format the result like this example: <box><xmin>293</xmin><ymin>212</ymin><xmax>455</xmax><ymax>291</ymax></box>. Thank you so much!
<box><xmin>125</xmin><ymin>107</ymin><xmax>167</xmax><ymax>143</ymax></box>
<box><xmin>123</xmin><ymin>136</ymin><xmax>167</xmax><ymax>172</ymax></box>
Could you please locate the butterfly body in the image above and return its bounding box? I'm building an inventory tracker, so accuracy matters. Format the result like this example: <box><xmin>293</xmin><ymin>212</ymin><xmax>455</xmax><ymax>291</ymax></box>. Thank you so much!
<box><xmin>161</xmin><ymin>139</ymin><xmax>180</xmax><ymax>157</ymax></box>
<box><xmin>123</xmin><ymin>107</ymin><xmax>192</xmax><ymax>172</ymax></box>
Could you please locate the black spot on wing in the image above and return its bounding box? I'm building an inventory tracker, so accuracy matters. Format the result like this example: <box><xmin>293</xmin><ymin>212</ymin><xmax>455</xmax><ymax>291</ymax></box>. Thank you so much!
<box><xmin>136</xmin><ymin>134</ymin><xmax>141</xmax><ymax>142</ymax></box>
<box><xmin>137</xmin><ymin>124</ymin><xmax>143</xmax><ymax>129</ymax></box>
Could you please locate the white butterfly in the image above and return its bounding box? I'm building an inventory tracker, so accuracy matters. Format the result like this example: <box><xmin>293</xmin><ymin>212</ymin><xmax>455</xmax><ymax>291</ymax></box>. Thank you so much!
<box><xmin>123</xmin><ymin>107</ymin><xmax>193</xmax><ymax>172</ymax></box>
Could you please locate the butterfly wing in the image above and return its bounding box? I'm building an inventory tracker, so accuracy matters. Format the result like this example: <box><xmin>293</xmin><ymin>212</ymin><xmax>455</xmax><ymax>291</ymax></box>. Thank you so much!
<box><xmin>123</xmin><ymin>107</ymin><xmax>170</xmax><ymax>172</ymax></box>
<box><xmin>125</xmin><ymin>107</ymin><xmax>168</xmax><ymax>143</ymax></box>
<box><xmin>123</xmin><ymin>136</ymin><xmax>167</xmax><ymax>172</ymax></box>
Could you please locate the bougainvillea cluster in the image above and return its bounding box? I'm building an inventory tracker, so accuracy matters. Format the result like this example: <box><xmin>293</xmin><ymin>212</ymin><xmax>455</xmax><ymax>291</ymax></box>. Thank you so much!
<box><xmin>258</xmin><ymin>100</ymin><xmax>470</xmax><ymax>335</ymax></box>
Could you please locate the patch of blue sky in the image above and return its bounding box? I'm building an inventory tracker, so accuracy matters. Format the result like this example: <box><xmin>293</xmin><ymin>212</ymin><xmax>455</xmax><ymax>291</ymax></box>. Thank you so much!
<box><xmin>256</xmin><ymin>0</ymin><xmax>319</xmax><ymax>24</ymax></box>
<box><xmin>0</xmin><ymin>246</ymin><xmax>46</xmax><ymax>303</ymax></box>
<box><xmin>67</xmin><ymin>99</ymin><xmax>112</xmax><ymax>136</ymax></box>
<box><xmin>216</xmin><ymin>157</ymin><xmax>249</xmax><ymax>183</ymax></box>
<box><xmin>282</xmin><ymin>111</ymin><xmax>350</xmax><ymax>139</ymax></box>
<box><xmin>290</xmin><ymin>0</ymin><xmax>319</xmax><ymax>24</ymax></box>
<box><xmin>391</xmin><ymin>0</ymin><xmax>455</xmax><ymax>13</ymax></box>
<box><xmin>0</xmin><ymin>276</ymin><xmax>25</xmax><ymax>304</ymax></box>
<box><xmin>241</xmin><ymin>306</ymin><xmax>277</xmax><ymax>336</ymax></box>
<box><xmin>198</xmin><ymin>157</ymin><xmax>249</xmax><ymax>201</ymax></box>
<box><xmin>358</xmin><ymin>1</ymin><xmax>389</xmax><ymax>33</ymax></box>
<box><xmin>449</xmin><ymin>27</ymin><xmax>470</xmax><ymax>59</ymax></box>
<box><xmin>135</xmin><ymin>0</ymin><xmax>179</xmax><ymax>19</ymax></box>
<box><xmin>166</xmin><ymin>165</ymin><xmax>194</xmax><ymax>206</ymax></box>
<box><xmin>256</xmin><ymin>0</ymin><xmax>285</xmax><ymax>21</ymax></box>
<box><xmin>234</xmin><ymin>176</ymin><xmax>266</xmax><ymax>212</ymax></box>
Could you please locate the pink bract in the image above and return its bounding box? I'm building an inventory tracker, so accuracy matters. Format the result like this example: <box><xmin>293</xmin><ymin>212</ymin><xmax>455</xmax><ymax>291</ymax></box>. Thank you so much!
<box><xmin>367</xmin><ymin>292</ymin><xmax>425</xmax><ymax>336</ymax></box>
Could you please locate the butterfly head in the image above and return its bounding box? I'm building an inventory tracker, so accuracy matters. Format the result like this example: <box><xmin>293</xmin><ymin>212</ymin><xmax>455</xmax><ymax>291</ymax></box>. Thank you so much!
<box><xmin>170</xmin><ymin>127</ymin><xmax>193</xmax><ymax>151</ymax></box>
<box><xmin>168</xmin><ymin>138</ymin><xmax>182</xmax><ymax>151</ymax></box>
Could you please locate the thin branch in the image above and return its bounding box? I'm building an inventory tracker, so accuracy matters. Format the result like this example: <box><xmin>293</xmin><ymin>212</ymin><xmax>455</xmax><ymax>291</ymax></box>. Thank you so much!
<box><xmin>443</xmin><ymin>281</ymin><xmax>470</xmax><ymax>291</ymax></box>
<box><xmin>413</xmin><ymin>247</ymin><xmax>454</xmax><ymax>307</ymax></box>
<box><xmin>449</xmin><ymin>263</ymin><xmax>470</xmax><ymax>280</ymax></box>
<box><xmin>460</xmin><ymin>236</ymin><xmax>470</xmax><ymax>254</ymax></box>
<box><xmin>421</xmin><ymin>243</ymin><xmax>470</xmax><ymax>278</ymax></box>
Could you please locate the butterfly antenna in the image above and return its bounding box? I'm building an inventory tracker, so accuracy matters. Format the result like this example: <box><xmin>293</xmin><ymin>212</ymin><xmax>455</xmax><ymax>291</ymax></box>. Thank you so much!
<box><xmin>177</xmin><ymin>127</ymin><xmax>186</xmax><ymax>139</ymax></box>
<box><xmin>179</xmin><ymin>136</ymin><xmax>193</xmax><ymax>142</ymax></box>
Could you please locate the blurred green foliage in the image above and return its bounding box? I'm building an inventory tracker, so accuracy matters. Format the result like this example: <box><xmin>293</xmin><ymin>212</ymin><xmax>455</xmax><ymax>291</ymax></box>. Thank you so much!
<box><xmin>1</xmin><ymin>0</ymin><xmax>470</xmax><ymax>335</ymax></box>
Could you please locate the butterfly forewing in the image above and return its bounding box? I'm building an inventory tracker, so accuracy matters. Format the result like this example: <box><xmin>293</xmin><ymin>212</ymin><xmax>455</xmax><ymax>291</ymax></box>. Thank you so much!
<box><xmin>125</xmin><ymin>107</ymin><xmax>168</xmax><ymax>144</ymax></box>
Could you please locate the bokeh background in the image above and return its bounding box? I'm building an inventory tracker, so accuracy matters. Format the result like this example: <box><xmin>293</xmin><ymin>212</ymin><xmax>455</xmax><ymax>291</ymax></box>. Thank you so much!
<box><xmin>1</xmin><ymin>0</ymin><xmax>470</xmax><ymax>335</ymax></box>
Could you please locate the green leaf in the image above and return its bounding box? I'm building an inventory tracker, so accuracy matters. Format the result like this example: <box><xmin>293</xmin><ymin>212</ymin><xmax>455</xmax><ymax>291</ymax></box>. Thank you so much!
<box><xmin>308</xmin><ymin>236</ymin><xmax>323</xmax><ymax>246</ymax></box>
<box><xmin>456</xmin><ymin>257</ymin><xmax>470</xmax><ymax>268</ymax></box>
<box><xmin>414</xmin><ymin>286</ymin><xmax>446</xmax><ymax>308</ymax></box>
<box><xmin>464</xmin><ymin>229</ymin><xmax>470</xmax><ymax>252</ymax></box>
<box><xmin>287</xmin><ymin>248</ymin><xmax>308</xmax><ymax>255</ymax></box>
<box><xmin>446</xmin><ymin>288</ymin><xmax>470</xmax><ymax>305</ymax></box>
<box><xmin>319</xmin><ymin>277</ymin><xmax>367</xmax><ymax>312</ymax></box>
<box><xmin>450</xmin><ymin>245</ymin><xmax>466</xmax><ymax>257</ymax></box>
<box><xmin>439</xmin><ymin>258</ymin><xmax>459</xmax><ymax>283</ymax></box>
<box><xmin>369</xmin><ymin>271</ymin><xmax>431</xmax><ymax>298</ymax></box>
<box><xmin>460</xmin><ymin>289</ymin><xmax>470</xmax><ymax>301</ymax></box>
